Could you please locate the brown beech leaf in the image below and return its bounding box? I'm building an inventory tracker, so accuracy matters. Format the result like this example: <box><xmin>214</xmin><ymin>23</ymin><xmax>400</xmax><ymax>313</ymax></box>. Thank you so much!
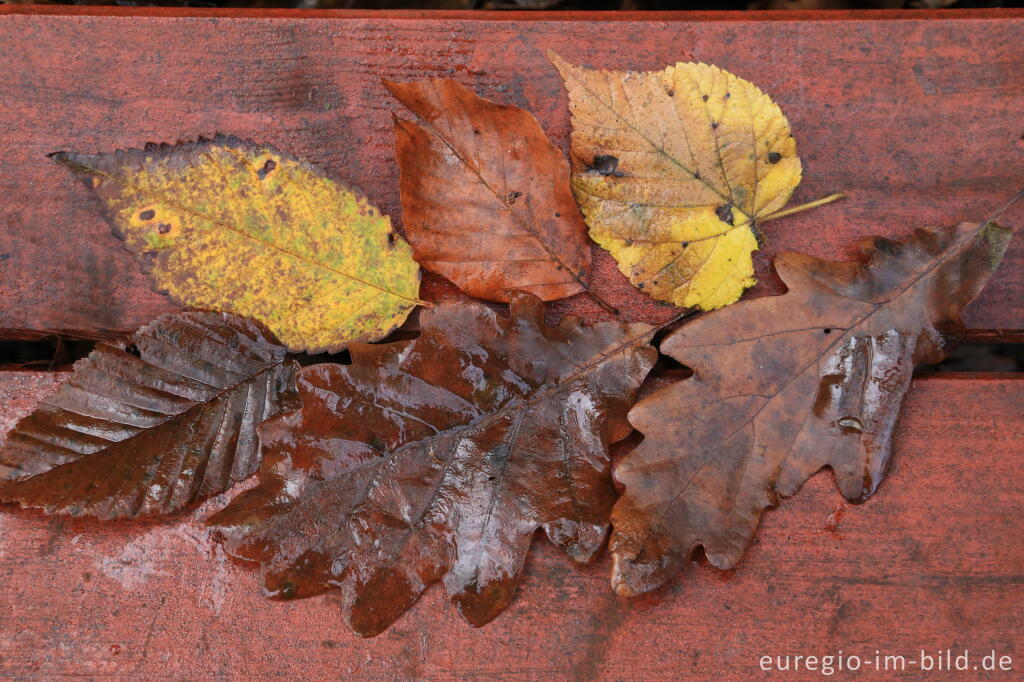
<box><xmin>386</xmin><ymin>79</ymin><xmax>610</xmax><ymax>310</ymax></box>
<box><xmin>0</xmin><ymin>312</ymin><xmax>299</xmax><ymax>519</ymax></box>
<box><xmin>610</xmin><ymin>220</ymin><xmax>1013</xmax><ymax>596</ymax></box>
<box><xmin>208</xmin><ymin>293</ymin><xmax>656</xmax><ymax>636</ymax></box>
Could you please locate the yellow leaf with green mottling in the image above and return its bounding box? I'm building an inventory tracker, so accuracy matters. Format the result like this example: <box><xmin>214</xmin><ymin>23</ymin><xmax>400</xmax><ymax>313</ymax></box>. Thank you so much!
<box><xmin>550</xmin><ymin>53</ymin><xmax>804</xmax><ymax>311</ymax></box>
<box><xmin>52</xmin><ymin>136</ymin><xmax>421</xmax><ymax>353</ymax></box>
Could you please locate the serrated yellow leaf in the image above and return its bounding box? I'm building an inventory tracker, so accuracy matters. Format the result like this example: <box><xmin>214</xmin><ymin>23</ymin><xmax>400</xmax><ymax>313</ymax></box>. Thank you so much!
<box><xmin>550</xmin><ymin>53</ymin><xmax>803</xmax><ymax>310</ymax></box>
<box><xmin>52</xmin><ymin>136</ymin><xmax>421</xmax><ymax>353</ymax></box>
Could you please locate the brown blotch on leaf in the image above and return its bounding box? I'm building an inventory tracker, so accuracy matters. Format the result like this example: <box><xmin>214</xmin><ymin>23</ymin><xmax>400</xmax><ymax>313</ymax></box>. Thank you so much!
<box><xmin>715</xmin><ymin>204</ymin><xmax>735</xmax><ymax>226</ymax></box>
<box><xmin>591</xmin><ymin>155</ymin><xmax>621</xmax><ymax>176</ymax></box>
<box><xmin>257</xmin><ymin>159</ymin><xmax>277</xmax><ymax>180</ymax></box>
<box><xmin>768</xmin><ymin>151</ymin><xmax>782</xmax><ymax>164</ymax></box>
<box><xmin>139</xmin><ymin>209</ymin><xmax>155</xmax><ymax>221</ymax></box>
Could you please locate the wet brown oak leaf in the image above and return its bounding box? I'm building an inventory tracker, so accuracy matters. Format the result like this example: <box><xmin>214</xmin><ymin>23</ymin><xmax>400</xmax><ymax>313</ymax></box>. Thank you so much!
<box><xmin>207</xmin><ymin>293</ymin><xmax>656</xmax><ymax>636</ymax></box>
<box><xmin>386</xmin><ymin>79</ymin><xmax>605</xmax><ymax>309</ymax></box>
<box><xmin>0</xmin><ymin>312</ymin><xmax>299</xmax><ymax>519</ymax></box>
<box><xmin>610</xmin><ymin>220</ymin><xmax>1013</xmax><ymax>596</ymax></box>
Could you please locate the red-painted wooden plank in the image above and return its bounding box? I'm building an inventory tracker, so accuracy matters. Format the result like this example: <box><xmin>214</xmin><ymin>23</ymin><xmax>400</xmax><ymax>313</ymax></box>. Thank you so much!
<box><xmin>0</xmin><ymin>10</ymin><xmax>1022</xmax><ymax>341</ymax></box>
<box><xmin>0</xmin><ymin>371</ymin><xmax>1021</xmax><ymax>678</ymax></box>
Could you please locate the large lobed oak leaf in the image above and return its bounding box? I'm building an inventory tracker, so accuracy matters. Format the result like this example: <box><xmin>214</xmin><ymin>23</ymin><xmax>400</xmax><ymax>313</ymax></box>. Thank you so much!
<box><xmin>387</xmin><ymin>79</ymin><xmax>597</xmax><ymax>306</ymax></box>
<box><xmin>550</xmin><ymin>52</ymin><xmax>802</xmax><ymax>310</ymax></box>
<box><xmin>0</xmin><ymin>312</ymin><xmax>299</xmax><ymax>519</ymax></box>
<box><xmin>208</xmin><ymin>293</ymin><xmax>656</xmax><ymax>636</ymax></box>
<box><xmin>52</xmin><ymin>136</ymin><xmax>421</xmax><ymax>353</ymax></box>
<box><xmin>610</xmin><ymin>220</ymin><xmax>1012</xmax><ymax>596</ymax></box>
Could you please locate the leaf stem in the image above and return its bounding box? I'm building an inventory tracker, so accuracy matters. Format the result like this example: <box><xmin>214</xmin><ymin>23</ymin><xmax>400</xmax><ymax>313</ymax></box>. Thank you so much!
<box><xmin>758</xmin><ymin>192</ymin><xmax>846</xmax><ymax>224</ymax></box>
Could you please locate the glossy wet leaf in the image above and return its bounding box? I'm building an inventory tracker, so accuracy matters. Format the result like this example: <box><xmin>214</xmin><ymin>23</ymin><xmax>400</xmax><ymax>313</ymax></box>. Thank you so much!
<box><xmin>610</xmin><ymin>221</ymin><xmax>1012</xmax><ymax>596</ymax></box>
<box><xmin>0</xmin><ymin>312</ymin><xmax>299</xmax><ymax>519</ymax></box>
<box><xmin>550</xmin><ymin>52</ymin><xmax>802</xmax><ymax>310</ymax></box>
<box><xmin>52</xmin><ymin>136</ymin><xmax>421</xmax><ymax>353</ymax></box>
<box><xmin>387</xmin><ymin>79</ymin><xmax>595</xmax><ymax>305</ymax></box>
<box><xmin>208</xmin><ymin>293</ymin><xmax>656</xmax><ymax>636</ymax></box>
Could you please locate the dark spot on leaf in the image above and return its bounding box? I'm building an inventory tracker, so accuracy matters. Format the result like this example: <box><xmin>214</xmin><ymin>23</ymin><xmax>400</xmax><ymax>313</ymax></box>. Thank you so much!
<box><xmin>637</xmin><ymin>282</ymin><xmax>644</xmax><ymax>289</ymax></box>
<box><xmin>508</xmin><ymin>191</ymin><xmax>522</xmax><ymax>204</ymax></box>
<box><xmin>386</xmin><ymin>233</ymin><xmax>396</xmax><ymax>247</ymax></box>
<box><xmin>625</xmin><ymin>239</ymin><xmax>634</xmax><ymax>246</ymax></box>
<box><xmin>554</xmin><ymin>212</ymin><xmax>560</xmax><ymax>217</ymax></box>
<box><xmin>768</xmin><ymin>152</ymin><xmax>782</xmax><ymax>164</ymax></box>
<box><xmin>666</xmin><ymin>88</ymin><xmax>675</xmax><ymax>97</ymax></box>
<box><xmin>715</xmin><ymin>205</ymin><xmax>734</xmax><ymax>226</ymax></box>
<box><xmin>711</xmin><ymin>121</ymin><xmax>719</xmax><ymax>130</ymax></box>
<box><xmin>473</xmin><ymin>129</ymin><xmax>480</xmax><ymax>135</ymax></box>
<box><xmin>139</xmin><ymin>209</ymin><xmax>155</xmax><ymax>221</ymax></box>
<box><xmin>681</xmin><ymin>241</ymin><xmax>689</xmax><ymax>248</ymax></box>
<box><xmin>694</xmin><ymin>171</ymin><xmax>700</xmax><ymax>180</ymax></box>
<box><xmin>725</xmin><ymin>92</ymin><xmax>731</xmax><ymax>99</ymax></box>
<box><xmin>556</xmin><ymin>265</ymin><xmax>563</xmax><ymax>271</ymax></box>
<box><xmin>874</xmin><ymin>238</ymin><xmax>898</xmax><ymax>254</ymax></box>
<box><xmin>823</xmin><ymin>328</ymin><xmax>832</xmax><ymax>334</ymax></box>
<box><xmin>157</xmin><ymin>223</ymin><xmax>172</xmax><ymax>235</ymax></box>
<box><xmin>702</xmin><ymin>94</ymin><xmax>709</xmax><ymax>102</ymax></box>
<box><xmin>591</xmin><ymin>155</ymin><xmax>621</xmax><ymax>176</ymax></box>
<box><xmin>257</xmin><ymin>159</ymin><xmax>276</xmax><ymax>180</ymax></box>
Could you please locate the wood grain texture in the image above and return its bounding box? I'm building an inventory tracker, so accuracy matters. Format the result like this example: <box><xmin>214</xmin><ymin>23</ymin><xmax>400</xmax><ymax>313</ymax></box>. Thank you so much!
<box><xmin>0</xmin><ymin>370</ymin><xmax>1021</xmax><ymax>678</ymax></box>
<box><xmin>1</xmin><ymin>10</ymin><xmax>1023</xmax><ymax>341</ymax></box>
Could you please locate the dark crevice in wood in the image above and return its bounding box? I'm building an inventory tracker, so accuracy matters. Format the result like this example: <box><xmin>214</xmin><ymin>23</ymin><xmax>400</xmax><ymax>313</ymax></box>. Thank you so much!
<box><xmin>916</xmin><ymin>342</ymin><xmax>1024</xmax><ymax>374</ymax></box>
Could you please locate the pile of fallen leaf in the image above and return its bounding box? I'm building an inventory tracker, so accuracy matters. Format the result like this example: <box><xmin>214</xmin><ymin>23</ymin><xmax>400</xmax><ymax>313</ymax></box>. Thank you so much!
<box><xmin>0</xmin><ymin>54</ymin><xmax>1014</xmax><ymax>637</ymax></box>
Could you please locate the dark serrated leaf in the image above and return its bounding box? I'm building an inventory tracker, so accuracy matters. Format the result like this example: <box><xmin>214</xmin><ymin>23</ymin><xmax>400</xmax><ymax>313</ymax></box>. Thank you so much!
<box><xmin>0</xmin><ymin>312</ymin><xmax>299</xmax><ymax>519</ymax></box>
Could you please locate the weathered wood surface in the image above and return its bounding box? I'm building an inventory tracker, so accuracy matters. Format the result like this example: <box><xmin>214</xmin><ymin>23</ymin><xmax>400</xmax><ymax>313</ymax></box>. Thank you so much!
<box><xmin>0</xmin><ymin>371</ymin><xmax>1021</xmax><ymax>678</ymax></box>
<box><xmin>1</xmin><ymin>9</ymin><xmax>1023</xmax><ymax>342</ymax></box>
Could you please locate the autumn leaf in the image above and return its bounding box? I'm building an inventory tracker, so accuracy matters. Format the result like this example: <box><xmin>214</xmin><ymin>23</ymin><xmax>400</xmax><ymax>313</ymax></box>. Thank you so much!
<box><xmin>550</xmin><ymin>52</ymin><xmax>833</xmax><ymax>311</ymax></box>
<box><xmin>386</xmin><ymin>79</ymin><xmax>616</xmax><ymax>312</ymax></box>
<box><xmin>207</xmin><ymin>293</ymin><xmax>656</xmax><ymax>636</ymax></box>
<box><xmin>51</xmin><ymin>136</ymin><xmax>422</xmax><ymax>353</ymax></box>
<box><xmin>609</xmin><ymin>219</ymin><xmax>1012</xmax><ymax>596</ymax></box>
<box><xmin>0</xmin><ymin>312</ymin><xmax>298</xmax><ymax>519</ymax></box>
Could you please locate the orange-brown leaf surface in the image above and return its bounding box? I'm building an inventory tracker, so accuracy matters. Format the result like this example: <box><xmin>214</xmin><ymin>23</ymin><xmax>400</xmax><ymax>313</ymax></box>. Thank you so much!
<box><xmin>387</xmin><ymin>79</ymin><xmax>594</xmax><ymax>305</ymax></box>
<box><xmin>208</xmin><ymin>293</ymin><xmax>656</xmax><ymax>636</ymax></box>
<box><xmin>0</xmin><ymin>312</ymin><xmax>298</xmax><ymax>519</ymax></box>
<box><xmin>610</xmin><ymin>220</ymin><xmax>1012</xmax><ymax>596</ymax></box>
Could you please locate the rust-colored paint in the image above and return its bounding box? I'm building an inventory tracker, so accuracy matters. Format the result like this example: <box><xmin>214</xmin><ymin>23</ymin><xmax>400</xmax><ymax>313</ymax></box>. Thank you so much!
<box><xmin>0</xmin><ymin>11</ymin><xmax>1022</xmax><ymax>340</ymax></box>
<box><xmin>0</xmin><ymin>371</ymin><xmax>1021</xmax><ymax>677</ymax></box>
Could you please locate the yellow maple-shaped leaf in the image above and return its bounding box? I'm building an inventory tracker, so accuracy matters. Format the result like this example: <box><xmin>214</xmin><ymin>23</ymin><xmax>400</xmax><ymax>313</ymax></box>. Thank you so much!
<box><xmin>550</xmin><ymin>53</ymin><xmax>803</xmax><ymax>310</ymax></box>
<box><xmin>52</xmin><ymin>136</ymin><xmax>421</xmax><ymax>353</ymax></box>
